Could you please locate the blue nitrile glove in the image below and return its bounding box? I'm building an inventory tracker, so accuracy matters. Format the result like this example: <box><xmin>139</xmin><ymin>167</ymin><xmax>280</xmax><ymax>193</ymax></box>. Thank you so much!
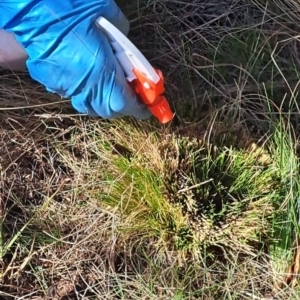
<box><xmin>0</xmin><ymin>0</ymin><xmax>151</xmax><ymax>119</ymax></box>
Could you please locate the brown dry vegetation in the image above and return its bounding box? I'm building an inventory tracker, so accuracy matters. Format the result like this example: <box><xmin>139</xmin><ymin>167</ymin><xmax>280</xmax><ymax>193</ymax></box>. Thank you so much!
<box><xmin>1</xmin><ymin>0</ymin><xmax>300</xmax><ymax>299</ymax></box>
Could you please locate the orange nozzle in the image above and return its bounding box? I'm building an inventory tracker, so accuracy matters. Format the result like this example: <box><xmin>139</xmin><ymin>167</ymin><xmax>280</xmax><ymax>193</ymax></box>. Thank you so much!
<box><xmin>129</xmin><ymin>68</ymin><xmax>174</xmax><ymax>124</ymax></box>
<box><xmin>148</xmin><ymin>96</ymin><xmax>174</xmax><ymax>124</ymax></box>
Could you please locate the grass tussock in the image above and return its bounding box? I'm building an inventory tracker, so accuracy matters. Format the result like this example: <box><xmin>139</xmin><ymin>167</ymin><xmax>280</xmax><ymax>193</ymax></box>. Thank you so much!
<box><xmin>1</xmin><ymin>0</ymin><xmax>300</xmax><ymax>299</ymax></box>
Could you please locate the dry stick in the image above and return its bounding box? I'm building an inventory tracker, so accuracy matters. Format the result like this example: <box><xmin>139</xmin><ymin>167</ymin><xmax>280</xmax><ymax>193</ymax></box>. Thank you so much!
<box><xmin>284</xmin><ymin>236</ymin><xmax>300</xmax><ymax>288</ymax></box>
<box><xmin>0</xmin><ymin>100</ymin><xmax>70</xmax><ymax>110</ymax></box>
<box><xmin>177</xmin><ymin>178</ymin><xmax>213</xmax><ymax>194</ymax></box>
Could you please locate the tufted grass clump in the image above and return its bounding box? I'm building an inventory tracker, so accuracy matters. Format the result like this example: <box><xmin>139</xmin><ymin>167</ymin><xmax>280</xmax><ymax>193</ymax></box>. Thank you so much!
<box><xmin>91</xmin><ymin>117</ymin><xmax>295</xmax><ymax>268</ymax></box>
<box><xmin>162</xmin><ymin>136</ymin><xmax>280</xmax><ymax>251</ymax></box>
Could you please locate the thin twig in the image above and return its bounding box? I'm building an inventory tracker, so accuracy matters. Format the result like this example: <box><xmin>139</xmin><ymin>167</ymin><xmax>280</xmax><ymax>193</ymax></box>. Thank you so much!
<box><xmin>177</xmin><ymin>178</ymin><xmax>213</xmax><ymax>193</ymax></box>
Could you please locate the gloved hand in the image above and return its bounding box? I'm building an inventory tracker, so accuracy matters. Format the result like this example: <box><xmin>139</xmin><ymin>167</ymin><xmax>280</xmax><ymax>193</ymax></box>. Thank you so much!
<box><xmin>0</xmin><ymin>0</ymin><xmax>151</xmax><ymax>119</ymax></box>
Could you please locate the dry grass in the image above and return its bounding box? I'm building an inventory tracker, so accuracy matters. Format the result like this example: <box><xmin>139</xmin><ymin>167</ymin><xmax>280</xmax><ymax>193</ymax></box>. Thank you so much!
<box><xmin>1</xmin><ymin>0</ymin><xmax>300</xmax><ymax>299</ymax></box>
